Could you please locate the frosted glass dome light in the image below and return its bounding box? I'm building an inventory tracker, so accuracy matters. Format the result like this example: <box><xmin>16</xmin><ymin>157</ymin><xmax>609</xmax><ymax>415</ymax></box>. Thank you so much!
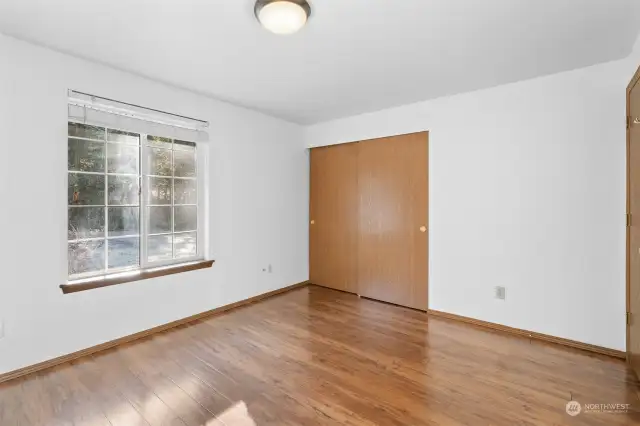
<box><xmin>255</xmin><ymin>0</ymin><xmax>311</xmax><ymax>35</ymax></box>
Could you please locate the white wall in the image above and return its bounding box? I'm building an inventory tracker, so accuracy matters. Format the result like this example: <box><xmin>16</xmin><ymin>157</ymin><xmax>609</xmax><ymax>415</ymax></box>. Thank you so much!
<box><xmin>305</xmin><ymin>51</ymin><xmax>640</xmax><ymax>351</ymax></box>
<box><xmin>0</xmin><ymin>34</ymin><xmax>309</xmax><ymax>375</ymax></box>
<box><xmin>1</xmin><ymin>29</ymin><xmax>637</xmax><ymax>375</ymax></box>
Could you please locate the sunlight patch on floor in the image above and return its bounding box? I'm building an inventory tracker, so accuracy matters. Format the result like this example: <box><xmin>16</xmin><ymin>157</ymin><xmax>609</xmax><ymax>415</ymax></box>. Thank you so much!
<box><xmin>205</xmin><ymin>401</ymin><xmax>256</xmax><ymax>426</ymax></box>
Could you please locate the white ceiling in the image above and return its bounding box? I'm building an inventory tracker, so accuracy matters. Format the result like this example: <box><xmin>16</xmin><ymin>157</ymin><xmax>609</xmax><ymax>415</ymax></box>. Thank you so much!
<box><xmin>0</xmin><ymin>0</ymin><xmax>639</xmax><ymax>124</ymax></box>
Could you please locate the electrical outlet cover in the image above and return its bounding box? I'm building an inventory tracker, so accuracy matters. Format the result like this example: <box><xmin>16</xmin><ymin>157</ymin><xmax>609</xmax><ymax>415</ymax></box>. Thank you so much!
<box><xmin>495</xmin><ymin>286</ymin><xmax>506</xmax><ymax>300</ymax></box>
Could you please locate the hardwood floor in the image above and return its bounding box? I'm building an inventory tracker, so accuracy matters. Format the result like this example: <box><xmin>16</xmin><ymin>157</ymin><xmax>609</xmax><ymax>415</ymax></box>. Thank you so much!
<box><xmin>1</xmin><ymin>285</ymin><xmax>639</xmax><ymax>425</ymax></box>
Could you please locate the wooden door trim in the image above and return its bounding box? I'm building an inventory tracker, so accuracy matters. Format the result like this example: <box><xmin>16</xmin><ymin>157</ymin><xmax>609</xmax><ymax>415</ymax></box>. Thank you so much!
<box><xmin>626</xmin><ymin>65</ymin><xmax>640</xmax><ymax>364</ymax></box>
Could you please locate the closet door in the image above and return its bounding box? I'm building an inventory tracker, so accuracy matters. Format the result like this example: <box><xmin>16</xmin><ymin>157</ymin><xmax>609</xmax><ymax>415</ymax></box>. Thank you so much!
<box><xmin>309</xmin><ymin>143</ymin><xmax>359</xmax><ymax>293</ymax></box>
<box><xmin>357</xmin><ymin>132</ymin><xmax>429</xmax><ymax>310</ymax></box>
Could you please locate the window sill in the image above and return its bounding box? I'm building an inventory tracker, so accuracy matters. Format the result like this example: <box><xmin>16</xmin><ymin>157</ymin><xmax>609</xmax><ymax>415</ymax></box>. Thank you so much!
<box><xmin>60</xmin><ymin>260</ymin><xmax>214</xmax><ymax>294</ymax></box>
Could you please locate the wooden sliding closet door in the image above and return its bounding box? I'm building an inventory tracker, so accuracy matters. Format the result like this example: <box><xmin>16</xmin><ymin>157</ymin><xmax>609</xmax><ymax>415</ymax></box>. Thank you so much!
<box><xmin>357</xmin><ymin>132</ymin><xmax>429</xmax><ymax>310</ymax></box>
<box><xmin>309</xmin><ymin>143</ymin><xmax>359</xmax><ymax>292</ymax></box>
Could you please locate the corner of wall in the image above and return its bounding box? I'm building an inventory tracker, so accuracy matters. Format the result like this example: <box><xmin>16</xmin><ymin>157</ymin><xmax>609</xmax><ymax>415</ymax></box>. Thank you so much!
<box><xmin>628</xmin><ymin>32</ymin><xmax>640</xmax><ymax>61</ymax></box>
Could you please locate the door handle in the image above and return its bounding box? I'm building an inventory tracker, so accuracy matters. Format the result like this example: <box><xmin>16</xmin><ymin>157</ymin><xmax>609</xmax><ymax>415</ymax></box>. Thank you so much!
<box><xmin>419</xmin><ymin>226</ymin><xmax>427</xmax><ymax>233</ymax></box>
<box><xmin>635</xmin><ymin>117</ymin><xmax>640</xmax><ymax>125</ymax></box>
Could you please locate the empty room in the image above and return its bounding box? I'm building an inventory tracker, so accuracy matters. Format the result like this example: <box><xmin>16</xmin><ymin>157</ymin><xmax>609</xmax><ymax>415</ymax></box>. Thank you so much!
<box><xmin>2</xmin><ymin>0</ymin><xmax>640</xmax><ymax>424</ymax></box>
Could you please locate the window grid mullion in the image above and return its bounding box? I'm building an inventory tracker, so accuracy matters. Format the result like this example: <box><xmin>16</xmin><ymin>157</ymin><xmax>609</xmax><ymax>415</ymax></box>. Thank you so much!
<box><xmin>195</xmin><ymin>142</ymin><xmax>201</xmax><ymax>259</ymax></box>
<box><xmin>171</xmin><ymin>140</ymin><xmax>175</xmax><ymax>260</ymax></box>
<box><xmin>140</xmin><ymin>134</ymin><xmax>149</xmax><ymax>269</ymax></box>
<box><xmin>103</xmin><ymin>127</ymin><xmax>109</xmax><ymax>273</ymax></box>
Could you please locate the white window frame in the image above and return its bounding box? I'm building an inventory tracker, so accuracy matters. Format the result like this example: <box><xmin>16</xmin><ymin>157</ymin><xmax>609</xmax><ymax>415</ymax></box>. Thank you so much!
<box><xmin>67</xmin><ymin>121</ymin><xmax>206</xmax><ymax>282</ymax></box>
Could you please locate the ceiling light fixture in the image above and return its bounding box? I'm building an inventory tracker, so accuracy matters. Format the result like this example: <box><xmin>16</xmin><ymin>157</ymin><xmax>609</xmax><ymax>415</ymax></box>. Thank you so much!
<box><xmin>255</xmin><ymin>0</ymin><xmax>311</xmax><ymax>35</ymax></box>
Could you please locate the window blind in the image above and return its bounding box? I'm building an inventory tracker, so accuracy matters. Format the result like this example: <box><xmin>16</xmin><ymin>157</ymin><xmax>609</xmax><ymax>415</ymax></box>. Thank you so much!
<box><xmin>67</xmin><ymin>90</ymin><xmax>209</xmax><ymax>143</ymax></box>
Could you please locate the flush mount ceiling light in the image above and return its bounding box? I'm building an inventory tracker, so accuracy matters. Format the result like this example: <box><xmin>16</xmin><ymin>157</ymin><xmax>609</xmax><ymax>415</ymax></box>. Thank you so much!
<box><xmin>255</xmin><ymin>0</ymin><xmax>311</xmax><ymax>35</ymax></box>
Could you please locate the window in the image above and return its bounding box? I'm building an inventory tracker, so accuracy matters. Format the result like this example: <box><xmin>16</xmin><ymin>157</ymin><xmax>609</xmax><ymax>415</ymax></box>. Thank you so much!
<box><xmin>67</xmin><ymin>122</ymin><xmax>201</xmax><ymax>280</ymax></box>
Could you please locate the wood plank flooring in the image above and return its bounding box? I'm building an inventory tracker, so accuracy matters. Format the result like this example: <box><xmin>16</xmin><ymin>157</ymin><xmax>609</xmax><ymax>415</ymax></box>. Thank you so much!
<box><xmin>1</xmin><ymin>285</ymin><xmax>639</xmax><ymax>425</ymax></box>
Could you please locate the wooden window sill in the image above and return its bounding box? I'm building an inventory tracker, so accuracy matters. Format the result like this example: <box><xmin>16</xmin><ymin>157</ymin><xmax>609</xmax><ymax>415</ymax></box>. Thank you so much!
<box><xmin>60</xmin><ymin>260</ymin><xmax>214</xmax><ymax>294</ymax></box>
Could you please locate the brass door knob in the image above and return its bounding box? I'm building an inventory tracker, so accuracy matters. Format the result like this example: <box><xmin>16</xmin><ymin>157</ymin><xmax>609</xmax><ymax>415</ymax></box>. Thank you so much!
<box><xmin>310</xmin><ymin>220</ymin><xmax>315</xmax><ymax>225</ymax></box>
<box><xmin>420</xmin><ymin>226</ymin><xmax>426</xmax><ymax>232</ymax></box>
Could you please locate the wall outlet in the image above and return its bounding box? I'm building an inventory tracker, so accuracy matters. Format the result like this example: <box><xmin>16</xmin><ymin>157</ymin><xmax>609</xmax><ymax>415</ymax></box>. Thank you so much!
<box><xmin>0</xmin><ymin>319</ymin><xmax>4</xmax><ymax>339</ymax></box>
<box><xmin>495</xmin><ymin>286</ymin><xmax>506</xmax><ymax>300</ymax></box>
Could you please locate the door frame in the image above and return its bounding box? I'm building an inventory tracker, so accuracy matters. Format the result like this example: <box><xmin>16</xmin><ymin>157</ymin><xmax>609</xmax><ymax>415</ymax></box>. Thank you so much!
<box><xmin>626</xmin><ymin>65</ymin><xmax>640</xmax><ymax>362</ymax></box>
